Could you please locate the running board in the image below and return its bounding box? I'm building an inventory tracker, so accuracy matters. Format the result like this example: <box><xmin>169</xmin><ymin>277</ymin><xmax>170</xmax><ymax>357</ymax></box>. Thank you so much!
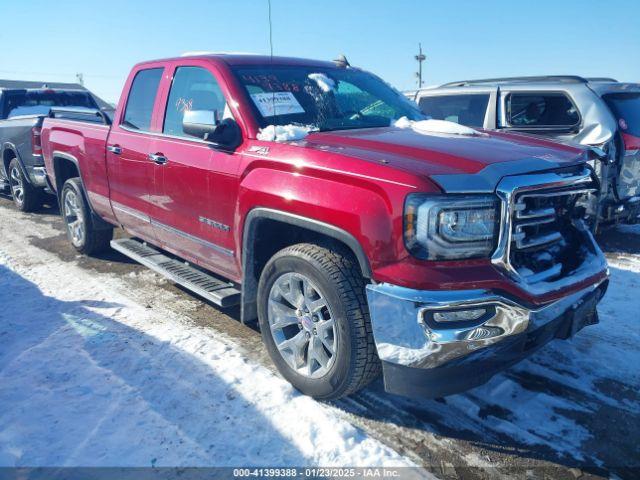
<box><xmin>111</xmin><ymin>238</ymin><xmax>241</xmax><ymax>308</ymax></box>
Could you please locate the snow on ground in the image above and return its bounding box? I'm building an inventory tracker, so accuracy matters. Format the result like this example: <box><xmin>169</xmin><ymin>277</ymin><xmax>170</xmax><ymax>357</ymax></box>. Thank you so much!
<box><xmin>256</xmin><ymin>124</ymin><xmax>313</xmax><ymax>142</ymax></box>
<box><xmin>384</xmin><ymin>248</ymin><xmax>640</xmax><ymax>466</ymax></box>
<box><xmin>0</xmin><ymin>240</ymin><xmax>416</xmax><ymax>468</ymax></box>
<box><xmin>394</xmin><ymin>117</ymin><xmax>480</xmax><ymax>136</ymax></box>
<box><xmin>1</xmin><ymin>199</ymin><xmax>638</xmax><ymax>473</ymax></box>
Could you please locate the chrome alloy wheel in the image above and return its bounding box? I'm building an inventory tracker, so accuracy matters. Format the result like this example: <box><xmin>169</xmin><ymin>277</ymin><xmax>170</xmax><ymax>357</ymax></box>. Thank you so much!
<box><xmin>63</xmin><ymin>189</ymin><xmax>85</xmax><ymax>247</ymax></box>
<box><xmin>267</xmin><ymin>272</ymin><xmax>337</xmax><ymax>378</ymax></box>
<box><xmin>9</xmin><ymin>165</ymin><xmax>24</xmax><ymax>206</ymax></box>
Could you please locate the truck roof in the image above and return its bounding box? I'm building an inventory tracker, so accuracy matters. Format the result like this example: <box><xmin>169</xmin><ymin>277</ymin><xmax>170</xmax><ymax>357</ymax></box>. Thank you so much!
<box><xmin>137</xmin><ymin>53</ymin><xmax>338</xmax><ymax>69</ymax></box>
<box><xmin>438</xmin><ymin>75</ymin><xmax>617</xmax><ymax>87</ymax></box>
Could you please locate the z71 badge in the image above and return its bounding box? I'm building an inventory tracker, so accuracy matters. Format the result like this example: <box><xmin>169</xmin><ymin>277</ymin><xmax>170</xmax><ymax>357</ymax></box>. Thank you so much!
<box><xmin>248</xmin><ymin>145</ymin><xmax>270</xmax><ymax>156</ymax></box>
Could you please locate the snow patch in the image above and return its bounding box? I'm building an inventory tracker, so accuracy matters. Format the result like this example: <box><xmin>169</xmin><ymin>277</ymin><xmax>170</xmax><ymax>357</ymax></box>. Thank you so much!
<box><xmin>257</xmin><ymin>124</ymin><xmax>313</xmax><ymax>142</ymax></box>
<box><xmin>394</xmin><ymin>116</ymin><xmax>480</xmax><ymax>136</ymax></box>
<box><xmin>0</xmin><ymin>209</ymin><xmax>414</xmax><ymax>468</ymax></box>
<box><xmin>308</xmin><ymin>73</ymin><xmax>336</xmax><ymax>93</ymax></box>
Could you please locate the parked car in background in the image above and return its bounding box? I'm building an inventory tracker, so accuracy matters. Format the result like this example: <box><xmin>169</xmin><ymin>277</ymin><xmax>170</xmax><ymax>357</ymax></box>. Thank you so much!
<box><xmin>40</xmin><ymin>54</ymin><xmax>607</xmax><ymax>399</ymax></box>
<box><xmin>408</xmin><ymin>76</ymin><xmax>640</xmax><ymax>230</ymax></box>
<box><xmin>0</xmin><ymin>83</ymin><xmax>104</xmax><ymax>211</ymax></box>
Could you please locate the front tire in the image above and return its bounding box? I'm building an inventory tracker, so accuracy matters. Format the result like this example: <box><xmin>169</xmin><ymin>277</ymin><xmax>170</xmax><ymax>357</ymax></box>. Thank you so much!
<box><xmin>60</xmin><ymin>178</ymin><xmax>113</xmax><ymax>255</ymax></box>
<box><xmin>257</xmin><ymin>243</ymin><xmax>380</xmax><ymax>400</ymax></box>
<box><xmin>8</xmin><ymin>159</ymin><xmax>43</xmax><ymax>212</ymax></box>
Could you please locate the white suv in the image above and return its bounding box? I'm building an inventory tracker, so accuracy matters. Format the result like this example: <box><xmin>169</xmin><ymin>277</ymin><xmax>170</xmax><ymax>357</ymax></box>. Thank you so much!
<box><xmin>408</xmin><ymin>76</ymin><xmax>640</xmax><ymax>229</ymax></box>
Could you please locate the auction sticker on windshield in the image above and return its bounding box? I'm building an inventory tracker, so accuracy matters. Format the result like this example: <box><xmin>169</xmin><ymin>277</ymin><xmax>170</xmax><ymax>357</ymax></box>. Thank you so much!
<box><xmin>251</xmin><ymin>92</ymin><xmax>305</xmax><ymax>117</ymax></box>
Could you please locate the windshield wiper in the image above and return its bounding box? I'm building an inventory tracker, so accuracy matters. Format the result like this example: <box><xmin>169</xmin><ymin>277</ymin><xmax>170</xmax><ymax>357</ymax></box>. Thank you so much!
<box><xmin>317</xmin><ymin>124</ymin><xmax>390</xmax><ymax>132</ymax></box>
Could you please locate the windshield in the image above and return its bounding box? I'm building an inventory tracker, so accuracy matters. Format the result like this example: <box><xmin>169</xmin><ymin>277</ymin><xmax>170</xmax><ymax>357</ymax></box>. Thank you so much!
<box><xmin>2</xmin><ymin>90</ymin><xmax>98</xmax><ymax>119</ymax></box>
<box><xmin>232</xmin><ymin>65</ymin><xmax>425</xmax><ymax>132</ymax></box>
<box><xmin>603</xmin><ymin>92</ymin><xmax>640</xmax><ymax>138</ymax></box>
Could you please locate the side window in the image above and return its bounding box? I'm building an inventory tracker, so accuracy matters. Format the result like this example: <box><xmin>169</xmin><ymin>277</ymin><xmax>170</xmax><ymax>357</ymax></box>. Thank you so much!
<box><xmin>418</xmin><ymin>94</ymin><xmax>489</xmax><ymax>128</ymax></box>
<box><xmin>163</xmin><ymin>66</ymin><xmax>230</xmax><ymax>138</ymax></box>
<box><xmin>507</xmin><ymin>93</ymin><xmax>579</xmax><ymax>128</ymax></box>
<box><xmin>122</xmin><ymin>68</ymin><xmax>163</xmax><ymax>131</ymax></box>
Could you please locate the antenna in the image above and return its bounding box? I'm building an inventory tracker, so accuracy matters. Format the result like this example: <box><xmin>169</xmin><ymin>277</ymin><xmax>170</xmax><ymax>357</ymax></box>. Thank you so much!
<box><xmin>267</xmin><ymin>0</ymin><xmax>278</xmax><ymax>128</ymax></box>
<box><xmin>268</xmin><ymin>0</ymin><xmax>274</xmax><ymax>59</ymax></box>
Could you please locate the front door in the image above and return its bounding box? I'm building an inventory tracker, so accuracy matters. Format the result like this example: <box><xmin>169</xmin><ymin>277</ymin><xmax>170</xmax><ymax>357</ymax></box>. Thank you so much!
<box><xmin>149</xmin><ymin>65</ymin><xmax>240</xmax><ymax>279</ymax></box>
<box><xmin>107</xmin><ymin>67</ymin><xmax>164</xmax><ymax>242</ymax></box>
<box><xmin>417</xmin><ymin>88</ymin><xmax>497</xmax><ymax>129</ymax></box>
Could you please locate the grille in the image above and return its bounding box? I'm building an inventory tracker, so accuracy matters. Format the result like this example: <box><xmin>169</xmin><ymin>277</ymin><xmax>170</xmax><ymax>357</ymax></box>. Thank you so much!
<box><xmin>509</xmin><ymin>181</ymin><xmax>595</xmax><ymax>284</ymax></box>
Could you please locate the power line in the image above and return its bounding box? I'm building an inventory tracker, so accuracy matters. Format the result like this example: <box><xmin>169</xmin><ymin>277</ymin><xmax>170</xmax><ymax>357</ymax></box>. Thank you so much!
<box><xmin>414</xmin><ymin>43</ymin><xmax>426</xmax><ymax>88</ymax></box>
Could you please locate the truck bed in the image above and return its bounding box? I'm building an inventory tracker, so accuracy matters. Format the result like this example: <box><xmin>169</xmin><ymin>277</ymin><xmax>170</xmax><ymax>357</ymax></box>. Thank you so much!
<box><xmin>41</xmin><ymin>111</ymin><xmax>115</xmax><ymax>223</ymax></box>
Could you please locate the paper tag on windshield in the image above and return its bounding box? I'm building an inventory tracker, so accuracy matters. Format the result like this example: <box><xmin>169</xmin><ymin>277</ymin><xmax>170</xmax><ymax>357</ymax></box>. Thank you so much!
<box><xmin>251</xmin><ymin>92</ymin><xmax>305</xmax><ymax>117</ymax></box>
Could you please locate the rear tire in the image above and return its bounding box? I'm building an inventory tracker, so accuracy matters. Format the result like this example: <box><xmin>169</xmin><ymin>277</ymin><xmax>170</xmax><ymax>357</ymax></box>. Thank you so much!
<box><xmin>8</xmin><ymin>159</ymin><xmax>43</xmax><ymax>212</ymax></box>
<box><xmin>60</xmin><ymin>178</ymin><xmax>113</xmax><ymax>255</ymax></box>
<box><xmin>257</xmin><ymin>243</ymin><xmax>380</xmax><ymax>400</ymax></box>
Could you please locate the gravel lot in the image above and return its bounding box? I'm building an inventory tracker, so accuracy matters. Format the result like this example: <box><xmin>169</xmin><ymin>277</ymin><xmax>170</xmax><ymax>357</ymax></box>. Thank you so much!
<box><xmin>1</xmin><ymin>194</ymin><xmax>638</xmax><ymax>479</ymax></box>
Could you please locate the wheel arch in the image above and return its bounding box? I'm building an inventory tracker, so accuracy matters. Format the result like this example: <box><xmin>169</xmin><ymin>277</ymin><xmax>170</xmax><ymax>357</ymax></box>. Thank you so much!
<box><xmin>53</xmin><ymin>151</ymin><xmax>112</xmax><ymax>230</ymax></box>
<box><xmin>2</xmin><ymin>143</ymin><xmax>29</xmax><ymax>181</ymax></box>
<box><xmin>240</xmin><ymin>207</ymin><xmax>372</xmax><ymax>323</ymax></box>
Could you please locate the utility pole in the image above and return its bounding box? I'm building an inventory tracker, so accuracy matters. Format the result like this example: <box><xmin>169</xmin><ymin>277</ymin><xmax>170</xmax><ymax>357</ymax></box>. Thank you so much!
<box><xmin>414</xmin><ymin>43</ymin><xmax>426</xmax><ymax>88</ymax></box>
<box><xmin>76</xmin><ymin>73</ymin><xmax>84</xmax><ymax>86</ymax></box>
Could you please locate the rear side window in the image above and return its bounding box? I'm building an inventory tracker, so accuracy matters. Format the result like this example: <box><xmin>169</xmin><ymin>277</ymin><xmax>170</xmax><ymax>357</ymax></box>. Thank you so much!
<box><xmin>418</xmin><ymin>94</ymin><xmax>489</xmax><ymax>128</ymax></box>
<box><xmin>1</xmin><ymin>90</ymin><xmax>98</xmax><ymax>119</ymax></box>
<box><xmin>122</xmin><ymin>68</ymin><xmax>163</xmax><ymax>131</ymax></box>
<box><xmin>507</xmin><ymin>92</ymin><xmax>579</xmax><ymax>129</ymax></box>
<box><xmin>163</xmin><ymin>66</ymin><xmax>230</xmax><ymax>138</ymax></box>
<box><xmin>603</xmin><ymin>93</ymin><xmax>640</xmax><ymax>138</ymax></box>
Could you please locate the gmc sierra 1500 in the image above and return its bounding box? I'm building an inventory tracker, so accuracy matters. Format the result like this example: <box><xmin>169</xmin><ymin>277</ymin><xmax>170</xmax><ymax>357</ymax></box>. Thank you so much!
<box><xmin>40</xmin><ymin>54</ymin><xmax>608</xmax><ymax>399</ymax></box>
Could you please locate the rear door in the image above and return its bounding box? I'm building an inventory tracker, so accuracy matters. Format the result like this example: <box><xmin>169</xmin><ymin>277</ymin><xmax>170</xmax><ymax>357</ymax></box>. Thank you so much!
<box><xmin>148</xmin><ymin>62</ymin><xmax>240</xmax><ymax>279</ymax></box>
<box><xmin>106</xmin><ymin>66</ymin><xmax>164</xmax><ymax>241</ymax></box>
<box><xmin>416</xmin><ymin>89</ymin><xmax>496</xmax><ymax>128</ymax></box>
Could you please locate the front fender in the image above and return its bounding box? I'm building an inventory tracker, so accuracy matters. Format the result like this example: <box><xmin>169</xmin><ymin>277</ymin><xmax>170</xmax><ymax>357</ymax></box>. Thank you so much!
<box><xmin>236</xmin><ymin>163</ymin><xmax>404</xmax><ymax>272</ymax></box>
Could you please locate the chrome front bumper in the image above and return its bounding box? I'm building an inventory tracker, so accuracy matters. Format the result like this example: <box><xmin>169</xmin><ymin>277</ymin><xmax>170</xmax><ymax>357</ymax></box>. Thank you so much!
<box><xmin>366</xmin><ymin>275</ymin><xmax>608</xmax><ymax>397</ymax></box>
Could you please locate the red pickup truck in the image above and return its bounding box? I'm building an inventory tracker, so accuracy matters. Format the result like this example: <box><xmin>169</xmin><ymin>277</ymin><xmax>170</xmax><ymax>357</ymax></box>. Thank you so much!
<box><xmin>41</xmin><ymin>54</ymin><xmax>609</xmax><ymax>399</ymax></box>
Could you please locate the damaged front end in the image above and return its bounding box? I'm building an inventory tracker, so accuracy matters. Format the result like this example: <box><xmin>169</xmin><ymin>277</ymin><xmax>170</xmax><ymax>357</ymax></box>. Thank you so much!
<box><xmin>366</xmin><ymin>165</ymin><xmax>609</xmax><ymax>398</ymax></box>
<box><xmin>582</xmin><ymin>142</ymin><xmax>640</xmax><ymax>229</ymax></box>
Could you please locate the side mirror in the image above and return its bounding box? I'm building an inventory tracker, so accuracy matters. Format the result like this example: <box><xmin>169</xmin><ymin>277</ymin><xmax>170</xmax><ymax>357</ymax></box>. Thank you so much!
<box><xmin>183</xmin><ymin>110</ymin><xmax>242</xmax><ymax>150</ymax></box>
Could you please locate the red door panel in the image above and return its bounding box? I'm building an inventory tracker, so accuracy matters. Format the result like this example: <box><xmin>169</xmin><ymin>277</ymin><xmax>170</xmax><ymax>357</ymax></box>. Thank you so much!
<box><xmin>148</xmin><ymin>64</ymin><xmax>241</xmax><ymax>279</ymax></box>
<box><xmin>149</xmin><ymin>136</ymin><xmax>239</xmax><ymax>278</ymax></box>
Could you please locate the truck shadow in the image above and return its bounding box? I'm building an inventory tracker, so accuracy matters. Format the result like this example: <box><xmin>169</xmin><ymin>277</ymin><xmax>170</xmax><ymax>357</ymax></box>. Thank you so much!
<box><xmin>0</xmin><ymin>264</ymin><xmax>306</xmax><ymax>467</ymax></box>
<box><xmin>336</xmin><ymin>264</ymin><xmax>640</xmax><ymax>479</ymax></box>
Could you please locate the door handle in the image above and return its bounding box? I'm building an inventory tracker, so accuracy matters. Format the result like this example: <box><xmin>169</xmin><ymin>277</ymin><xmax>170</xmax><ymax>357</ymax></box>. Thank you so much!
<box><xmin>148</xmin><ymin>153</ymin><xmax>168</xmax><ymax>165</ymax></box>
<box><xmin>107</xmin><ymin>145</ymin><xmax>122</xmax><ymax>155</ymax></box>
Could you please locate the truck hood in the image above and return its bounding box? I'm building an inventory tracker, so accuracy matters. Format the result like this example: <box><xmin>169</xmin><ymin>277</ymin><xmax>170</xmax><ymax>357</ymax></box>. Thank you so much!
<box><xmin>304</xmin><ymin>126</ymin><xmax>588</xmax><ymax>192</ymax></box>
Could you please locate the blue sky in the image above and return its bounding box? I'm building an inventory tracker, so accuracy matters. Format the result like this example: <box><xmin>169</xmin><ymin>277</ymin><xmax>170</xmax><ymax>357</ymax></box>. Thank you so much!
<box><xmin>1</xmin><ymin>0</ymin><xmax>638</xmax><ymax>104</ymax></box>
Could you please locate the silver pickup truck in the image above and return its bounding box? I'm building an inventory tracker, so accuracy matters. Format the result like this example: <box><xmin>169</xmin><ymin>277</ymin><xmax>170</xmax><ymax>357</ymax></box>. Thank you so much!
<box><xmin>408</xmin><ymin>76</ymin><xmax>640</xmax><ymax>230</ymax></box>
<box><xmin>0</xmin><ymin>86</ymin><xmax>102</xmax><ymax>211</ymax></box>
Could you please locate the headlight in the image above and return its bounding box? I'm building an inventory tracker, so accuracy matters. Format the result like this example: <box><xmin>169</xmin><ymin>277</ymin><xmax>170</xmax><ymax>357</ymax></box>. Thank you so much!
<box><xmin>404</xmin><ymin>194</ymin><xmax>499</xmax><ymax>260</ymax></box>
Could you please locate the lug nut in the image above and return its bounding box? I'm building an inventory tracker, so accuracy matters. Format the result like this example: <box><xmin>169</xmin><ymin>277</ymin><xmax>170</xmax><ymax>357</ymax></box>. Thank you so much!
<box><xmin>312</xmin><ymin>328</ymin><xmax>317</xmax><ymax>335</ymax></box>
<box><xmin>298</xmin><ymin>323</ymin><xmax>303</xmax><ymax>330</ymax></box>
<box><xmin>305</xmin><ymin>332</ymin><xmax>311</xmax><ymax>338</ymax></box>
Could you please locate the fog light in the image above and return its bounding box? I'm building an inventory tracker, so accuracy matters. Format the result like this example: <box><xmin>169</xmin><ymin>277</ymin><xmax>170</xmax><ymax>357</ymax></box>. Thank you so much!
<box><xmin>433</xmin><ymin>308</ymin><xmax>487</xmax><ymax>323</ymax></box>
